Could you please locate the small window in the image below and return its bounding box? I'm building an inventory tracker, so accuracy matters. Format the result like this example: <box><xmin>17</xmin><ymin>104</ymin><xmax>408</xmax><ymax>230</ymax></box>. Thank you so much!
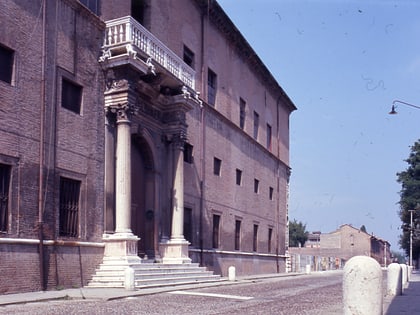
<box><xmin>253</xmin><ymin>111</ymin><xmax>259</xmax><ymax>140</ymax></box>
<box><xmin>0</xmin><ymin>164</ymin><xmax>11</xmax><ymax>232</ymax></box>
<box><xmin>239</xmin><ymin>98</ymin><xmax>246</xmax><ymax>129</ymax></box>
<box><xmin>62</xmin><ymin>78</ymin><xmax>82</xmax><ymax>114</ymax></box>
<box><xmin>183</xmin><ymin>45</ymin><xmax>195</xmax><ymax>69</ymax></box>
<box><xmin>235</xmin><ymin>220</ymin><xmax>241</xmax><ymax>250</ymax></box>
<box><xmin>236</xmin><ymin>169</ymin><xmax>242</xmax><ymax>186</ymax></box>
<box><xmin>266</xmin><ymin>124</ymin><xmax>272</xmax><ymax>150</ymax></box>
<box><xmin>59</xmin><ymin>177</ymin><xmax>81</xmax><ymax>237</ymax></box>
<box><xmin>269</xmin><ymin>186</ymin><xmax>274</xmax><ymax>200</ymax></box>
<box><xmin>0</xmin><ymin>45</ymin><xmax>14</xmax><ymax>84</ymax></box>
<box><xmin>184</xmin><ymin>207</ymin><xmax>193</xmax><ymax>243</ymax></box>
<box><xmin>208</xmin><ymin>68</ymin><xmax>217</xmax><ymax>106</ymax></box>
<box><xmin>253</xmin><ymin>224</ymin><xmax>258</xmax><ymax>252</ymax></box>
<box><xmin>184</xmin><ymin>143</ymin><xmax>194</xmax><ymax>164</ymax></box>
<box><xmin>268</xmin><ymin>227</ymin><xmax>273</xmax><ymax>253</ymax></box>
<box><xmin>212</xmin><ymin>214</ymin><xmax>221</xmax><ymax>249</ymax></box>
<box><xmin>254</xmin><ymin>178</ymin><xmax>259</xmax><ymax>194</ymax></box>
<box><xmin>213</xmin><ymin>157</ymin><xmax>222</xmax><ymax>176</ymax></box>
<box><xmin>79</xmin><ymin>0</ymin><xmax>100</xmax><ymax>15</ymax></box>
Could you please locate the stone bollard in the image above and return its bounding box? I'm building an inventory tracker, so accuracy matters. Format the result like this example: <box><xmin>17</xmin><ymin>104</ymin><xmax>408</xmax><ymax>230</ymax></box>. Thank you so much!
<box><xmin>400</xmin><ymin>264</ymin><xmax>408</xmax><ymax>290</ymax></box>
<box><xmin>343</xmin><ymin>256</ymin><xmax>382</xmax><ymax>315</ymax></box>
<box><xmin>228</xmin><ymin>266</ymin><xmax>236</xmax><ymax>281</ymax></box>
<box><xmin>387</xmin><ymin>263</ymin><xmax>402</xmax><ymax>296</ymax></box>
<box><xmin>305</xmin><ymin>264</ymin><xmax>311</xmax><ymax>274</ymax></box>
<box><xmin>124</xmin><ymin>266</ymin><xmax>135</xmax><ymax>290</ymax></box>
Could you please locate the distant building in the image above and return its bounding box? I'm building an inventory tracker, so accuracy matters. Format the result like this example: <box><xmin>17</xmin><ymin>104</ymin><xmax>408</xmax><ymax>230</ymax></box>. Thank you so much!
<box><xmin>289</xmin><ymin>224</ymin><xmax>391</xmax><ymax>268</ymax></box>
<box><xmin>0</xmin><ymin>0</ymin><xmax>295</xmax><ymax>294</ymax></box>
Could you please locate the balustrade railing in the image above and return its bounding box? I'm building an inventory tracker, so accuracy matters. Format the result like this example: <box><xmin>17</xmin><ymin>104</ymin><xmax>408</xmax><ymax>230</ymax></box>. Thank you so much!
<box><xmin>103</xmin><ymin>16</ymin><xmax>195</xmax><ymax>90</ymax></box>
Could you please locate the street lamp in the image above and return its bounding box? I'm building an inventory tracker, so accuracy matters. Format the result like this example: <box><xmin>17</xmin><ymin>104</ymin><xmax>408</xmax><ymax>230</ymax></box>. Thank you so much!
<box><xmin>409</xmin><ymin>210</ymin><xmax>415</xmax><ymax>267</ymax></box>
<box><xmin>389</xmin><ymin>100</ymin><xmax>420</xmax><ymax>115</ymax></box>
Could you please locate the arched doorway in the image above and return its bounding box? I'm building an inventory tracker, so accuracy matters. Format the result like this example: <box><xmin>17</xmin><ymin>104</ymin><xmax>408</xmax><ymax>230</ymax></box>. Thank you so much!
<box><xmin>131</xmin><ymin>136</ymin><xmax>156</xmax><ymax>259</ymax></box>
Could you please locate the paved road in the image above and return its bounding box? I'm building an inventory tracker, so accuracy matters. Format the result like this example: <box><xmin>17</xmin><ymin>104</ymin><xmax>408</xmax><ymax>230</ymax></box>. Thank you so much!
<box><xmin>0</xmin><ymin>272</ymin><xmax>343</xmax><ymax>315</ymax></box>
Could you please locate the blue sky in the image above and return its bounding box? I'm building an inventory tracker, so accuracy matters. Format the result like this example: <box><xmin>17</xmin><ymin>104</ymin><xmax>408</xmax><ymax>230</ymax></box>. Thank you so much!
<box><xmin>218</xmin><ymin>0</ymin><xmax>420</xmax><ymax>253</ymax></box>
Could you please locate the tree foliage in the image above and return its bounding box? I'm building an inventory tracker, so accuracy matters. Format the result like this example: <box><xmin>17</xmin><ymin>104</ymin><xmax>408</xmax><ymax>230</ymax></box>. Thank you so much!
<box><xmin>396</xmin><ymin>139</ymin><xmax>420</xmax><ymax>261</ymax></box>
<box><xmin>289</xmin><ymin>219</ymin><xmax>309</xmax><ymax>247</ymax></box>
<box><xmin>360</xmin><ymin>225</ymin><xmax>367</xmax><ymax>233</ymax></box>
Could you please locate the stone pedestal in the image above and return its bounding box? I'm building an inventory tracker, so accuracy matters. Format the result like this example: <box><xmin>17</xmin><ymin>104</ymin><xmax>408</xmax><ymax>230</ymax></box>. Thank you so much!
<box><xmin>160</xmin><ymin>239</ymin><xmax>191</xmax><ymax>264</ymax></box>
<box><xmin>104</xmin><ymin>233</ymin><xmax>142</xmax><ymax>264</ymax></box>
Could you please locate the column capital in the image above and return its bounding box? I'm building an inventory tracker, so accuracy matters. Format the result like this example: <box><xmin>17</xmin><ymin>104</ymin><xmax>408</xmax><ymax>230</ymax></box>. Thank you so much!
<box><xmin>106</xmin><ymin>103</ymin><xmax>135</xmax><ymax>124</ymax></box>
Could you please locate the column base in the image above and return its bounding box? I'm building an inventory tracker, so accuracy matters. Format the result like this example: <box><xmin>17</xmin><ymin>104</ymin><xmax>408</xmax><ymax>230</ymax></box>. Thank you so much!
<box><xmin>160</xmin><ymin>238</ymin><xmax>191</xmax><ymax>264</ymax></box>
<box><xmin>103</xmin><ymin>233</ymin><xmax>142</xmax><ymax>264</ymax></box>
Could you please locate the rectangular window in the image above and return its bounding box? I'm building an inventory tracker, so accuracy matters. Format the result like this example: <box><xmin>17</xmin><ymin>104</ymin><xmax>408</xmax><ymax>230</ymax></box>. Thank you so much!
<box><xmin>253</xmin><ymin>224</ymin><xmax>258</xmax><ymax>252</ymax></box>
<box><xmin>213</xmin><ymin>157</ymin><xmax>222</xmax><ymax>176</ymax></box>
<box><xmin>266</xmin><ymin>124</ymin><xmax>272</xmax><ymax>150</ymax></box>
<box><xmin>207</xmin><ymin>68</ymin><xmax>217</xmax><ymax>106</ymax></box>
<box><xmin>253</xmin><ymin>111</ymin><xmax>259</xmax><ymax>140</ymax></box>
<box><xmin>183</xmin><ymin>45</ymin><xmax>195</xmax><ymax>69</ymax></box>
<box><xmin>269</xmin><ymin>186</ymin><xmax>274</xmax><ymax>200</ymax></box>
<box><xmin>268</xmin><ymin>227</ymin><xmax>273</xmax><ymax>253</ymax></box>
<box><xmin>0</xmin><ymin>164</ymin><xmax>11</xmax><ymax>232</ymax></box>
<box><xmin>59</xmin><ymin>177</ymin><xmax>81</xmax><ymax>237</ymax></box>
<box><xmin>184</xmin><ymin>143</ymin><xmax>194</xmax><ymax>164</ymax></box>
<box><xmin>254</xmin><ymin>178</ymin><xmax>259</xmax><ymax>194</ymax></box>
<box><xmin>236</xmin><ymin>169</ymin><xmax>242</xmax><ymax>186</ymax></box>
<box><xmin>0</xmin><ymin>44</ymin><xmax>14</xmax><ymax>84</ymax></box>
<box><xmin>79</xmin><ymin>0</ymin><xmax>100</xmax><ymax>15</ymax></box>
<box><xmin>239</xmin><ymin>98</ymin><xmax>246</xmax><ymax>129</ymax></box>
<box><xmin>62</xmin><ymin>78</ymin><xmax>82</xmax><ymax>114</ymax></box>
<box><xmin>131</xmin><ymin>0</ymin><xmax>145</xmax><ymax>24</ymax></box>
<box><xmin>235</xmin><ymin>220</ymin><xmax>241</xmax><ymax>250</ymax></box>
<box><xmin>212</xmin><ymin>214</ymin><xmax>220</xmax><ymax>249</ymax></box>
<box><xmin>184</xmin><ymin>207</ymin><xmax>193</xmax><ymax>243</ymax></box>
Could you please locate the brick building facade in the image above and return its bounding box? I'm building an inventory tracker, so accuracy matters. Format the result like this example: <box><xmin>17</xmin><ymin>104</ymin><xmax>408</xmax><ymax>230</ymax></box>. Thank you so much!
<box><xmin>0</xmin><ymin>0</ymin><xmax>295</xmax><ymax>294</ymax></box>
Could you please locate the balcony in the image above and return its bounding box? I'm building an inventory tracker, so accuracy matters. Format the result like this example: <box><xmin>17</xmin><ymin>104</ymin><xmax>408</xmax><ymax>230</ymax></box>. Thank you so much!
<box><xmin>100</xmin><ymin>16</ymin><xmax>196</xmax><ymax>91</ymax></box>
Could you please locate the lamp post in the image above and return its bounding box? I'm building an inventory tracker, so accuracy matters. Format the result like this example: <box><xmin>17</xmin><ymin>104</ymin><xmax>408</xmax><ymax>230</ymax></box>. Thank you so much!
<box><xmin>389</xmin><ymin>100</ymin><xmax>420</xmax><ymax>114</ymax></box>
<box><xmin>409</xmin><ymin>210</ymin><xmax>415</xmax><ymax>267</ymax></box>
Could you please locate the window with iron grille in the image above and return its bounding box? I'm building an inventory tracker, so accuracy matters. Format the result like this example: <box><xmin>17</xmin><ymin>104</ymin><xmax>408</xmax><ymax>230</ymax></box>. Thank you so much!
<box><xmin>239</xmin><ymin>98</ymin><xmax>246</xmax><ymax>129</ymax></box>
<box><xmin>253</xmin><ymin>111</ymin><xmax>259</xmax><ymax>140</ymax></box>
<box><xmin>235</xmin><ymin>220</ymin><xmax>241</xmax><ymax>250</ymax></box>
<box><xmin>61</xmin><ymin>78</ymin><xmax>82</xmax><ymax>114</ymax></box>
<box><xmin>266</xmin><ymin>123</ymin><xmax>272</xmax><ymax>150</ymax></box>
<box><xmin>213</xmin><ymin>157</ymin><xmax>222</xmax><ymax>176</ymax></box>
<box><xmin>253</xmin><ymin>224</ymin><xmax>259</xmax><ymax>252</ymax></box>
<box><xmin>268</xmin><ymin>227</ymin><xmax>273</xmax><ymax>253</ymax></box>
<box><xmin>254</xmin><ymin>178</ymin><xmax>259</xmax><ymax>194</ymax></box>
<box><xmin>59</xmin><ymin>177</ymin><xmax>81</xmax><ymax>237</ymax></box>
<box><xmin>0</xmin><ymin>164</ymin><xmax>11</xmax><ymax>232</ymax></box>
<box><xmin>0</xmin><ymin>44</ymin><xmax>14</xmax><ymax>84</ymax></box>
<box><xmin>212</xmin><ymin>214</ymin><xmax>220</xmax><ymax>249</ymax></box>
<box><xmin>236</xmin><ymin>169</ymin><xmax>242</xmax><ymax>186</ymax></box>
<box><xmin>183</xmin><ymin>45</ymin><xmax>195</xmax><ymax>69</ymax></box>
<box><xmin>207</xmin><ymin>68</ymin><xmax>217</xmax><ymax>106</ymax></box>
<box><xmin>184</xmin><ymin>207</ymin><xmax>193</xmax><ymax>243</ymax></box>
<box><xmin>79</xmin><ymin>0</ymin><xmax>100</xmax><ymax>15</ymax></box>
<box><xmin>269</xmin><ymin>186</ymin><xmax>274</xmax><ymax>200</ymax></box>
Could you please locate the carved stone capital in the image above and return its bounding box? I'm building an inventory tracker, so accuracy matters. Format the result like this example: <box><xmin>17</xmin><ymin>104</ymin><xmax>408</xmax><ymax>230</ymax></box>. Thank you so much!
<box><xmin>106</xmin><ymin>103</ymin><xmax>135</xmax><ymax>124</ymax></box>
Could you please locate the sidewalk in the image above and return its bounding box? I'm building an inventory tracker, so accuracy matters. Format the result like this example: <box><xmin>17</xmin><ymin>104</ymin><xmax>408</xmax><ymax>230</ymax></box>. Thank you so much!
<box><xmin>0</xmin><ymin>272</ymin><xmax>307</xmax><ymax>307</ymax></box>
<box><xmin>384</xmin><ymin>270</ymin><xmax>420</xmax><ymax>315</ymax></box>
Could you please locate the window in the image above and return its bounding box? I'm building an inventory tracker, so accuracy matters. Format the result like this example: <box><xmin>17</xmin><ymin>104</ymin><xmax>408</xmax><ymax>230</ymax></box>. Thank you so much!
<box><xmin>131</xmin><ymin>0</ymin><xmax>146</xmax><ymax>24</ymax></box>
<box><xmin>253</xmin><ymin>111</ymin><xmax>259</xmax><ymax>140</ymax></box>
<box><xmin>266</xmin><ymin>124</ymin><xmax>272</xmax><ymax>150</ymax></box>
<box><xmin>79</xmin><ymin>0</ymin><xmax>100</xmax><ymax>15</ymax></box>
<box><xmin>183</xmin><ymin>45</ymin><xmax>195</xmax><ymax>69</ymax></box>
<box><xmin>207</xmin><ymin>68</ymin><xmax>217</xmax><ymax>106</ymax></box>
<box><xmin>184</xmin><ymin>143</ymin><xmax>193</xmax><ymax>164</ymax></box>
<box><xmin>254</xmin><ymin>178</ymin><xmax>259</xmax><ymax>194</ymax></box>
<box><xmin>61</xmin><ymin>78</ymin><xmax>82</xmax><ymax>114</ymax></box>
<box><xmin>269</xmin><ymin>186</ymin><xmax>274</xmax><ymax>200</ymax></box>
<box><xmin>236</xmin><ymin>169</ymin><xmax>242</xmax><ymax>186</ymax></box>
<box><xmin>212</xmin><ymin>214</ymin><xmax>220</xmax><ymax>248</ymax></box>
<box><xmin>235</xmin><ymin>220</ymin><xmax>241</xmax><ymax>250</ymax></box>
<box><xmin>0</xmin><ymin>164</ymin><xmax>11</xmax><ymax>232</ymax></box>
<box><xmin>59</xmin><ymin>177</ymin><xmax>81</xmax><ymax>237</ymax></box>
<box><xmin>253</xmin><ymin>224</ymin><xmax>258</xmax><ymax>252</ymax></box>
<box><xmin>268</xmin><ymin>227</ymin><xmax>273</xmax><ymax>253</ymax></box>
<box><xmin>184</xmin><ymin>207</ymin><xmax>193</xmax><ymax>243</ymax></box>
<box><xmin>0</xmin><ymin>44</ymin><xmax>14</xmax><ymax>84</ymax></box>
<box><xmin>213</xmin><ymin>157</ymin><xmax>222</xmax><ymax>176</ymax></box>
<box><xmin>239</xmin><ymin>98</ymin><xmax>246</xmax><ymax>129</ymax></box>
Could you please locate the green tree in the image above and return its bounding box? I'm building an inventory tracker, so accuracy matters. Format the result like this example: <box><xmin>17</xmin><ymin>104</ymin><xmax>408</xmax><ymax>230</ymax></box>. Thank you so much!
<box><xmin>289</xmin><ymin>219</ymin><xmax>309</xmax><ymax>247</ymax></box>
<box><xmin>396</xmin><ymin>139</ymin><xmax>420</xmax><ymax>261</ymax></box>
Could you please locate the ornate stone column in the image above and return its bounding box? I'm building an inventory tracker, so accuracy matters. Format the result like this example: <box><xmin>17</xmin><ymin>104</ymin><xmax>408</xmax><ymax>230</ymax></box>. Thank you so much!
<box><xmin>160</xmin><ymin>132</ymin><xmax>191</xmax><ymax>264</ymax></box>
<box><xmin>103</xmin><ymin>78</ymin><xmax>141</xmax><ymax>264</ymax></box>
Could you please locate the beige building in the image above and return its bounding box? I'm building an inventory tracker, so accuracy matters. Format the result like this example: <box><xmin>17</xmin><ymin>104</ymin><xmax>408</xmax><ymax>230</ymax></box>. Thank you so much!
<box><xmin>0</xmin><ymin>0</ymin><xmax>295</xmax><ymax>293</ymax></box>
<box><xmin>289</xmin><ymin>224</ymin><xmax>392</xmax><ymax>268</ymax></box>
